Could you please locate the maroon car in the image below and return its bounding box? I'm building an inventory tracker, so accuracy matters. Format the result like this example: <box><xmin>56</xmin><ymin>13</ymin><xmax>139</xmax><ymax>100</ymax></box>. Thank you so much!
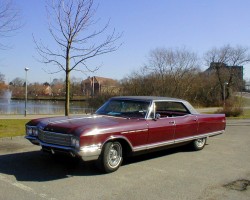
<box><xmin>25</xmin><ymin>96</ymin><xmax>226</xmax><ymax>173</ymax></box>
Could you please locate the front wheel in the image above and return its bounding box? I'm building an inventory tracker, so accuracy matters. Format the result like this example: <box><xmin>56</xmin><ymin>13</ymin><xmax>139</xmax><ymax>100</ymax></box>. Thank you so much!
<box><xmin>191</xmin><ymin>138</ymin><xmax>207</xmax><ymax>151</ymax></box>
<box><xmin>97</xmin><ymin>141</ymin><xmax>123</xmax><ymax>173</ymax></box>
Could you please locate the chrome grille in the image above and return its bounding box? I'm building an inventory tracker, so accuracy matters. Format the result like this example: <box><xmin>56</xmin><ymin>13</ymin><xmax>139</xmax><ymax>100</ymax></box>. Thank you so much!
<box><xmin>38</xmin><ymin>131</ymin><xmax>72</xmax><ymax>147</ymax></box>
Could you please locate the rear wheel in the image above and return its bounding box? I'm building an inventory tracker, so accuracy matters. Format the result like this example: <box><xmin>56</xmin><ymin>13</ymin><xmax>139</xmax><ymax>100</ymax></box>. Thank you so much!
<box><xmin>97</xmin><ymin>141</ymin><xmax>123</xmax><ymax>173</ymax></box>
<box><xmin>192</xmin><ymin>138</ymin><xmax>207</xmax><ymax>151</ymax></box>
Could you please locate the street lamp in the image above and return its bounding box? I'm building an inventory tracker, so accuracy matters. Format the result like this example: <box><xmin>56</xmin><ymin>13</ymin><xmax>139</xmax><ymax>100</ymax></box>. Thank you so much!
<box><xmin>24</xmin><ymin>67</ymin><xmax>29</xmax><ymax>117</ymax></box>
<box><xmin>223</xmin><ymin>82</ymin><xmax>228</xmax><ymax>108</ymax></box>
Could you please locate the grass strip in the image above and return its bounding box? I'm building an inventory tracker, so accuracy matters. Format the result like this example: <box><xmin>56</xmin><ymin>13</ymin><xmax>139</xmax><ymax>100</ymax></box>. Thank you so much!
<box><xmin>230</xmin><ymin>109</ymin><xmax>250</xmax><ymax>119</ymax></box>
<box><xmin>0</xmin><ymin>119</ymin><xmax>30</xmax><ymax>138</ymax></box>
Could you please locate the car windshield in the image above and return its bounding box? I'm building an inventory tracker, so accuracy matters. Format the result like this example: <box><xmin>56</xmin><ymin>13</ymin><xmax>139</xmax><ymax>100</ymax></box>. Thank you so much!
<box><xmin>96</xmin><ymin>99</ymin><xmax>151</xmax><ymax>118</ymax></box>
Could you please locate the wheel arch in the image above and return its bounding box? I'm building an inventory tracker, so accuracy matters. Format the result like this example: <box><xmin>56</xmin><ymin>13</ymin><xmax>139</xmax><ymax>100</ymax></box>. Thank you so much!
<box><xmin>101</xmin><ymin>136</ymin><xmax>134</xmax><ymax>157</ymax></box>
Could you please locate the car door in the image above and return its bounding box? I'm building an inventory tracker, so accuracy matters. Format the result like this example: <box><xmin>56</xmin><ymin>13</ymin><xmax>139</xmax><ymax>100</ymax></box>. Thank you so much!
<box><xmin>147</xmin><ymin>101</ymin><xmax>175</xmax><ymax>146</ymax></box>
<box><xmin>147</xmin><ymin>118</ymin><xmax>175</xmax><ymax>145</ymax></box>
<box><xmin>174</xmin><ymin>114</ymin><xmax>198</xmax><ymax>140</ymax></box>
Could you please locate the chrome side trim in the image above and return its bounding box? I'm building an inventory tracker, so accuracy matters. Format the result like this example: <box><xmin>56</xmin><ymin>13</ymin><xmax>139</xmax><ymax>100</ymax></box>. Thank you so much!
<box><xmin>101</xmin><ymin>135</ymin><xmax>134</xmax><ymax>150</ymax></box>
<box><xmin>174</xmin><ymin>130</ymin><xmax>224</xmax><ymax>143</ymax></box>
<box><xmin>121</xmin><ymin>129</ymin><xmax>148</xmax><ymax>134</ymax></box>
<box><xmin>202</xmin><ymin>130</ymin><xmax>225</xmax><ymax>137</ymax></box>
<box><xmin>132</xmin><ymin>130</ymin><xmax>225</xmax><ymax>152</ymax></box>
<box><xmin>134</xmin><ymin>140</ymin><xmax>175</xmax><ymax>151</ymax></box>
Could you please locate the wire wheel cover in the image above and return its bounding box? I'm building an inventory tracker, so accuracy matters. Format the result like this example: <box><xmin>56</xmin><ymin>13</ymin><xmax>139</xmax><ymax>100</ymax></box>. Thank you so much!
<box><xmin>107</xmin><ymin>143</ymin><xmax>122</xmax><ymax>168</ymax></box>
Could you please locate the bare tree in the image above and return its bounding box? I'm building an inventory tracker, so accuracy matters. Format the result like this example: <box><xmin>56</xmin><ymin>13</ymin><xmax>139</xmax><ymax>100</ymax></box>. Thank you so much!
<box><xmin>0</xmin><ymin>72</ymin><xmax>5</xmax><ymax>83</ymax></box>
<box><xmin>10</xmin><ymin>77</ymin><xmax>25</xmax><ymax>87</ymax></box>
<box><xmin>34</xmin><ymin>0</ymin><xmax>121</xmax><ymax>116</ymax></box>
<box><xmin>120</xmin><ymin>47</ymin><xmax>201</xmax><ymax>103</ymax></box>
<box><xmin>204</xmin><ymin>45</ymin><xmax>250</xmax><ymax>101</ymax></box>
<box><xmin>0</xmin><ymin>0</ymin><xmax>22</xmax><ymax>49</ymax></box>
<box><xmin>144</xmin><ymin>47</ymin><xmax>200</xmax><ymax>98</ymax></box>
<box><xmin>0</xmin><ymin>72</ymin><xmax>7</xmax><ymax>92</ymax></box>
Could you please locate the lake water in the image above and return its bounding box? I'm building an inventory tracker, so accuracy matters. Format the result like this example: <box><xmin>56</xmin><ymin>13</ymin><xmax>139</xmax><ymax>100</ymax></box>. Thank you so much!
<box><xmin>0</xmin><ymin>99</ymin><xmax>94</xmax><ymax>115</ymax></box>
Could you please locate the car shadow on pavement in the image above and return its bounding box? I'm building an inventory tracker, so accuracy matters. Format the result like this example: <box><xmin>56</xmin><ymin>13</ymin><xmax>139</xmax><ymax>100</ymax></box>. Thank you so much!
<box><xmin>0</xmin><ymin>150</ymin><xmax>101</xmax><ymax>182</ymax></box>
<box><xmin>0</xmin><ymin>144</ymin><xmax>205</xmax><ymax>181</ymax></box>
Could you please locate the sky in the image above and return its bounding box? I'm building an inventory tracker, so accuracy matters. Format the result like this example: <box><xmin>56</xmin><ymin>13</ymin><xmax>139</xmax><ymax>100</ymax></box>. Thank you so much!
<box><xmin>1</xmin><ymin>0</ymin><xmax>250</xmax><ymax>84</ymax></box>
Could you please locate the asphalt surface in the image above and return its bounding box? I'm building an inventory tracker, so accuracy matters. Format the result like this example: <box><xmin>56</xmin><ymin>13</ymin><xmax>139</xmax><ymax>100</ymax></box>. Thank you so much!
<box><xmin>0</xmin><ymin>119</ymin><xmax>250</xmax><ymax>200</ymax></box>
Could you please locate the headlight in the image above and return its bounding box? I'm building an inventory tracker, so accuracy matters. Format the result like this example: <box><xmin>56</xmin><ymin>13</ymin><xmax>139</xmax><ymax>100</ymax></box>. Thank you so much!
<box><xmin>26</xmin><ymin>127</ymin><xmax>33</xmax><ymax>135</ymax></box>
<box><xmin>32</xmin><ymin>128</ymin><xmax>39</xmax><ymax>136</ymax></box>
<box><xmin>26</xmin><ymin>126</ymin><xmax>39</xmax><ymax>136</ymax></box>
<box><xmin>71</xmin><ymin>137</ymin><xmax>80</xmax><ymax>149</ymax></box>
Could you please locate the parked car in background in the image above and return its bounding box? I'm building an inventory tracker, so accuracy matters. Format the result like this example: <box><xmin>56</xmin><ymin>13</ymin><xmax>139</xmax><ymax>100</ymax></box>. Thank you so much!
<box><xmin>25</xmin><ymin>96</ymin><xmax>226</xmax><ymax>173</ymax></box>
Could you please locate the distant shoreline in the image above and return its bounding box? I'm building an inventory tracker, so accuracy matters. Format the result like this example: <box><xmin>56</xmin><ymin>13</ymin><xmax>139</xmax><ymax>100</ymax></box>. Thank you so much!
<box><xmin>10</xmin><ymin>96</ymin><xmax>87</xmax><ymax>101</ymax></box>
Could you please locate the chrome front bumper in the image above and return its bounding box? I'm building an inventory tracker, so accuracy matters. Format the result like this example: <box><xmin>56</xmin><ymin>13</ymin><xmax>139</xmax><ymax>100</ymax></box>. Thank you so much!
<box><xmin>25</xmin><ymin>136</ymin><xmax>102</xmax><ymax>161</ymax></box>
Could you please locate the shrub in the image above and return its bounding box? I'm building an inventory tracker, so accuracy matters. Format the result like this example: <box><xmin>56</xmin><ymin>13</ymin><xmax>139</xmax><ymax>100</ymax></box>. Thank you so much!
<box><xmin>217</xmin><ymin>107</ymin><xmax>243</xmax><ymax>117</ymax></box>
<box><xmin>216</xmin><ymin>98</ymin><xmax>244</xmax><ymax>117</ymax></box>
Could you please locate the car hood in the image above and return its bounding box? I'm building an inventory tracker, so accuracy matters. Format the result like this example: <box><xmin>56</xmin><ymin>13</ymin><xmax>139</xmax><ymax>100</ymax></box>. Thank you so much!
<box><xmin>27</xmin><ymin>115</ymin><xmax>142</xmax><ymax>136</ymax></box>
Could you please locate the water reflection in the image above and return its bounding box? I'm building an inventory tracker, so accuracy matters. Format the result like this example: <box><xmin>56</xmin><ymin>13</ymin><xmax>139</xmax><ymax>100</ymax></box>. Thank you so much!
<box><xmin>0</xmin><ymin>100</ymin><xmax>93</xmax><ymax>115</ymax></box>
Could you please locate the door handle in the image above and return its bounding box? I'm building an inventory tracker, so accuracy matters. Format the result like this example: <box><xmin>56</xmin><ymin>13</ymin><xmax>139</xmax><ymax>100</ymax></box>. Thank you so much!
<box><xmin>169</xmin><ymin>121</ymin><xmax>175</xmax><ymax>124</ymax></box>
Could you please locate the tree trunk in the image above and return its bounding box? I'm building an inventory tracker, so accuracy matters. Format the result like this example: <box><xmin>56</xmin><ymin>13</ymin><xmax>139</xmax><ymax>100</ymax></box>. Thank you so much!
<box><xmin>65</xmin><ymin>51</ymin><xmax>70</xmax><ymax>116</ymax></box>
<box><xmin>65</xmin><ymin>70</ymin><xmax>70</xmax><ymax>116</ymax></box>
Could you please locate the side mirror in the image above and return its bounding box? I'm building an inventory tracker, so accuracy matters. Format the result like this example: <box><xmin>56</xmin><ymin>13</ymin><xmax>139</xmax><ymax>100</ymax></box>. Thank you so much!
<box><xmin>155</xmin><ymin>113</ymin><xmax>161</xmax><ymax>120</ymax></box>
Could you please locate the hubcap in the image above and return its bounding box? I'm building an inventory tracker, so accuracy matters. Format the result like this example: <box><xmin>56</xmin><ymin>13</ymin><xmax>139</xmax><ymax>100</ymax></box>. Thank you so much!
<box><xmin>107</xmin><ymin>143</ymin><xmax>122</xmax><ymax>168</ymax></box>
<box><xmin>196</xmin><ymin>138</ymin><xmax>205</xmax><ymax>148</ymax></box>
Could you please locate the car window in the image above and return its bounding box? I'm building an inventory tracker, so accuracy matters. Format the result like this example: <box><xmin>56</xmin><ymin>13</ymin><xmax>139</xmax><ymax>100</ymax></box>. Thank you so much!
<box><xmin>154</xmin><ymin>101</ymin><xmax>190</xmax><ymax>118</ymax></box>
<box><xmin>96</xmin><ymin>99</ymin><xmax>151</xmax><ymax>118</ymax></box>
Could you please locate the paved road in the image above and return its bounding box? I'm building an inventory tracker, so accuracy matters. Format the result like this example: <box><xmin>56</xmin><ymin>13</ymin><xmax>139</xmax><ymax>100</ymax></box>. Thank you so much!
<box><xmin>0</xmin><ymin>120</ymin><xmax>249</xmax><ymax>200</ymax></box>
